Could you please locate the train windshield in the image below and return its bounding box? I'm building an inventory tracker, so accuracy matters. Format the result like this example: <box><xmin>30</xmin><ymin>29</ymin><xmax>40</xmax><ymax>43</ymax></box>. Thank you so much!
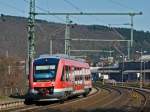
<box><xmin>34</xmin><ymin>64</ymin><xmax>57</xmax><ymax>81</ymax></box>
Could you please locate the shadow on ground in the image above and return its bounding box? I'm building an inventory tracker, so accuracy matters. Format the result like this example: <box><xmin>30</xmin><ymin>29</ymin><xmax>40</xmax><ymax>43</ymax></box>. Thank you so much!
<box><xmin>40</xmin><ymin>107</ymin><xmax>150</xmax><ymax>112</ymax></box>
<box><xmin>9</xmin><ymin>93</ymin><xmax>25</xmax><ymax>99</ymax></box>
<box><xmin>38</xmin><ymin>108</ymin><xmax>126</xmax><ymax>112</ymax></box>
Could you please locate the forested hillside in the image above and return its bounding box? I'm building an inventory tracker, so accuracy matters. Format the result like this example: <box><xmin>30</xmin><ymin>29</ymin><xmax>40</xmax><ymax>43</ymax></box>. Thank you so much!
<box><xmin>0</xmin><ymin>15</ymin><xmax>150</xmax><ymax>60</ymax></box>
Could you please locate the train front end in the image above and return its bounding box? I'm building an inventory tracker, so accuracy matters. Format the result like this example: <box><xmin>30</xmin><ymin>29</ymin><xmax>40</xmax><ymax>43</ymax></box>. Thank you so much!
<box><xmin>25</xmin><ymin>57</ymin><xmax>62</xmax><ymax>104</ymax></box>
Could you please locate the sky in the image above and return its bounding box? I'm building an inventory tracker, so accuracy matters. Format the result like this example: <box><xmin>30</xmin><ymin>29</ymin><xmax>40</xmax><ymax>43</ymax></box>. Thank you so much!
<box><xmin>0</xmin><ymin>0</ymin><xmax>149</xmax><ymax>31</ymax></box>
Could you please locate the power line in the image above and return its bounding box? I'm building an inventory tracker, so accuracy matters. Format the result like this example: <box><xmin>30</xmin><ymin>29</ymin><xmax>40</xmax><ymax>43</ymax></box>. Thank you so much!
<box><xmin>36</xmin><ymin>23</ymin><xmax>65</xmax><ymax>41</ymax></box>
<box><xmin>0</xmin><ymin>1</ymin><xmax>26</xmax><ymax>14</ymax></box>
<box><xmin>24</xmin><ymin>0</ymin><xmax>65</xmax><ymax>23</ymax></box>
<box><xmin>36</xmin><ymin>5</ymin><xmax>65</xmax><ymax>23</ymax></box>
<box><xmin>107</xmin><ymin>0</ymin><xmax>137</xmax><ymax>11</ymax></box>
<box><xmin>24</xmin><ymin>0</ymin><xmax>66</xmax><ymax>46</ymax></box>
<box><xmin>63</xmin><ymin>0</ymin><xmax>107</xmax><ymax>25</ymax></box>
<box><xmin>50</xmin><ymin>26</ymin><xmax>65</xmax><ymax>37</ymax></box>
<box><xmin>63</xmin><ymin>0</ymin><xmax>81</xmax><ymax>12</ymax></box>
<box><xmin>63</xmin><ymin>0</ymin><xmax>102</xmax><ymax>25</ymax></box>
<box><xmin>63</xmin><ymin>0</ymin><xmax>82</xmax><ymax>25</ymax></box>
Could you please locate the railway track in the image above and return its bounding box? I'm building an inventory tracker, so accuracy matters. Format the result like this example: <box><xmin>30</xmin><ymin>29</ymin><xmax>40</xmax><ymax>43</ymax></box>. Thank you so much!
<box><xmin>2</xmin><ymin>84</ymin><xmax>150</xmax><ymax>112</ymax></box>
<box><xmin>3</xmin><ymin>87</ymin><xmax>101</xmax><ymax>112</ymax></box>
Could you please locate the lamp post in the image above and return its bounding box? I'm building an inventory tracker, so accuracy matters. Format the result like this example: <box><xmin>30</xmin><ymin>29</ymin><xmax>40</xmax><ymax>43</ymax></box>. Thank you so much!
<box><xmin>99</xmin><ymin>57</ymin><xmax>105</xmax><ymax>85</ymax></box>
<box><xmin>120</xmin><ymin>55</ymin><xmax>127</xmax><ymax>86</ymax></box>
<box><xmin>136</xmin><ymin>50</ymin><xmax>147</xmax><ymax>88</ymax></box>
<box><xmin>143</xmin><ymin>61</ymin><xmax>146</xmax><ymax>86</ymax></box>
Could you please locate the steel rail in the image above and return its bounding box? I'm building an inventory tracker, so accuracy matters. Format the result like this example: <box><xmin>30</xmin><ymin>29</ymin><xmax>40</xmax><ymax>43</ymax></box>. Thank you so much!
<box><xmin>6</xmin><ymin>87</ymin><xmax>99</xmax><ymax>112</ymax></box>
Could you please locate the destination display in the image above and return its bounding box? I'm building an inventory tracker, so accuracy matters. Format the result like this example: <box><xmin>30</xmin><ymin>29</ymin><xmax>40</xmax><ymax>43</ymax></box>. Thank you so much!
<box><xmin>36</xmin><ymin>65</ymin><xmax>56</xmax><ymax>70</ymax></box>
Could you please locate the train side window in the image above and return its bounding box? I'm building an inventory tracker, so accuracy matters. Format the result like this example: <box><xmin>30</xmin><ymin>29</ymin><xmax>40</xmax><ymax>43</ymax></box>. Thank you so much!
<box><xmin>80</xmin><ymin>76</ymin><xmax>82</xmax><ymax>80</ymax></box>
<box><xmin>85</xmin><ymin>75</ymin><xmax>89</xmax><ymax>80</ymax></box>
<box><xmin>65</xmin><ymin>66</ymin><xmax>70</xmax><ymax>81</ymax></box>
<box><xmin>74</xmin><ymin>67</ymin><xmax>77</xmax><ymax>75</ymax></box>
<box><xmin>78</xmin><ymin>67</ymin><xmax>81</xmax><ymax>75</ymax></box>
<box><xmin>75</xmin><ymin>76</ymin><xmax>77</xmax><ymax>81</ymax></box>
<box><xmin>85</xmin><ymin>76</ymin><xmax>87</xmax><ymax>80</ymax></box>
<box><xmin>72</xmin><ymin>67</ymin><xmax>75</xmax><ymax>80</ymax></box>
<box><xmin>83</xmin><ymin>68</ymin><xmax>85</xmax><ymax>75</ymax></box>
<box><xmin>86</xmin><ymin>69</ymin><xmax>88</xmax><ymax>75</ymax></box>
<box><xmin>76</xmin><ymin>67</ymin><xmax>78</xmax><ymax>75</ymax></box>
<box><xmin>61</xmin><ymin>68</ymin><xmax>65</xmax><ymax>81</ymax></box>
<box><xmin>83</xmin><ymin>75</ymin><xmax>85</xmax><ymax>80</ymax></box>
<box><xmin>85</xmin><ymin>68</ymin><xmax>87</xmax><ymax>75</ymax></box>
<box><xmin>88</xmin><ymin>75</ymin><xmax>90</xmax><ymax>80</ymax></box>
<box><xmin>89</xmin><ymin>75</ymin><xmax>91</xmax><ymax>80</ymax></box>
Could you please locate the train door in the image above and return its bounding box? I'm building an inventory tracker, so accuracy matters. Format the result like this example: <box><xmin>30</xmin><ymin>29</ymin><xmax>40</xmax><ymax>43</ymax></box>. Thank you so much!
<box><xmin>72</xmin><ymin>67</ymin><xmax>75</xmax><ymax>91</ymax></box>
<box><xmin>71</xmin><ymin>66</ymin><xmax>76</xmax><ymax>91</ymax></box>
<box><xmin>73</xmin><ymin>67</ymin><xmax>78</xmax><ymax>91</ymax></box>
<box><xmin>61</xmin><ymin>66</ymin><xmax>67</xmax><ymax>88</ymax></box>
<box><xmin>63</xmin><ymin>65</ymin><xmax>73</xmax><ymax>89</ymax></box>
<box><xmin>80</xmin><ymin>68</ymin><xmax>85</xmax><ymax>90</ymax></box>
<box><xmin>75</xmin><ymin>67</ymin><xmax>83</xmax><ymax>91</ymax></box>
<box><xmin>81</xmin><ymin>68</ymin><xmax>85</xmax><ymax>88</ymax></box>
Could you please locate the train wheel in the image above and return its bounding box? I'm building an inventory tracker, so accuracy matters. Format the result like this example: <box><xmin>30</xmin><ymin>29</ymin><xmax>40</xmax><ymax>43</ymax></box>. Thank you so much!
<box><xmin>83</xmin><ymin>92</ymin><xmax>88</xmax><ymax>97</ymax></box>
<box><xmin>59</xmin><ymin>91</ymin><xmax>70</xmax><ymax>104</ymax></box>
<box><xmin>24</xmin><ymin>99</ymin><xmax>33</xmax><ymax>105</ymax></box>
<box><xmin>59</xmin><ymin>99</ymin><xmax>64</xmax><ymax>104</ymax></box>
<box><xmin>83</xmin><ymin>89</ymin><xmax>90</xmax><ymax>97</ymax></box>
<box><xmin>24</xmin><ymin>97</ymin><xmax>33</xmax><ymax>105</ymax></box>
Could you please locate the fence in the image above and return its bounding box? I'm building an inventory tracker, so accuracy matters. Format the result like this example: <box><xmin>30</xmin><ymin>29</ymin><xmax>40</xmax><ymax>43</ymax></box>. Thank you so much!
<box><xmin>0</xmin><ymin>58</ymin><xmax>28</xmax><ymax>96</ymax></box>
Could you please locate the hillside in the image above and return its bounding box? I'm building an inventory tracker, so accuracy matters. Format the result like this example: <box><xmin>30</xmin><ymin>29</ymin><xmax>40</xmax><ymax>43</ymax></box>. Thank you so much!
<box><xmin>0</xmin><ymin>15</ymin><xmax>150</xmax><ymax>60</ymax></box>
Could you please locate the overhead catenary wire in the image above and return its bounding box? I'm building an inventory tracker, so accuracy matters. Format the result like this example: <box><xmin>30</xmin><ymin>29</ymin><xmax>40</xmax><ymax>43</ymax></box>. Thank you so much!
<box><xmin>63</xmin><ymin>0</ymin><xmax>105</xmax><ymax>25</ymax></box>
<box><xmin>0</xmin><ymin>0</ymin><xmax>26</xmax><ymax>14</ymax></box>
<box><xmin>63</xmin><ymin>0</ymin><xmax>81</xmax><ymax>12</ymax></box>
<box><xmin>63</xmin><ymin>0</ymin><xmax>107</xmax><ymax>25</ymax></box>
<box><xmin>50</xmin><ymin>26</ymin><xmax>66</xmax><ymax>37</ymax></box>
<box><xmin>23</xmin><ymin>0</ymin><xmax>65</xmax><ymax>23</ymax></box>
<box><xmin>63</xmin><ymin>0</ymin><xmax>81</xmax><ymax>24</ymax></box>
<box><xmin>107</xmin><ymin>0</ymin><xmax>137</xmax><ymax>11</ymax></box>
<box><xmin>26</xmin><ymin>0</ymin><xmax>142</xmax><ymax>59</ymax></box>
<box><xmin>35</xmin><ymin>21</ymin><xmax>66</xmax><ymax>44</ymax></box>
<box><xmin>24</xmin><ymin>0</ymin><xmax>67</xmax><ymax>56</ymax></box>
<box><xmin>109</xmin><ymin>26</ymin><xmax>125</xmax><ymax>40</ymax></box>
<box><xmin>61</xmin><ymin>0</ymin><xmax>136</xmax><ymax>58</ymax></box>
<box><xmin>62</xmin><ymin>1</ymin><xmax>117</xmax><ymax>43</ymax></box>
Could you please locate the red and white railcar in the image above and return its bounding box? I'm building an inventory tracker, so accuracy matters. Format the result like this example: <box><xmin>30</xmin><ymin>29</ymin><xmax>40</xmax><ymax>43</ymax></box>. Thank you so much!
<box><xmin>25</xmin><ymin>55</ymin><xmax>92</xmax><ymax>104</ymax></box>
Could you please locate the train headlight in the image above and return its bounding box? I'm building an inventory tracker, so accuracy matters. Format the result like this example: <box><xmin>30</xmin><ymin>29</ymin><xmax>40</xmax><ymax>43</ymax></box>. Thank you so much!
<box><xmin>30</xmin><ymin>89</ymin><xmax>38</xmax><ymax>94</ymax></box>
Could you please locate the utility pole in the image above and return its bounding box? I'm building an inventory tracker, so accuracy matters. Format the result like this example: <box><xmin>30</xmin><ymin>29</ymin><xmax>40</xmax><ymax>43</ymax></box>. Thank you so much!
<box><xmin>140</xmin><ymin>51</ymin><xmax>143</xmax><ymax>89</ymax></box>
<box><xmin>143</xmin><ymin>61</ymin><xmax>146</xmax><ymax>86</ymax></box>
<box><xmin>33</xmin><ymin>12</ymin><xmax>142</xmax><ymax>55</ymax></box>
<box><xmin>130</xmin><ymin>15</ymin><xmax>134</xmax><ymax>59</ymax></box>
<box><xmin>127</xmin><ymin>40</ymin><xmax>130</xmax><ymax>60</ymax></box>
<box><xmin>121</xmin><ymin>55</ymin><xmax>125</xmax><ymax>86</ymax></box>
<box><xmin>65</xmin><ymin>15</ymin><xmax>71</xmax><ymax>56</ymax></box>
<box><xmin>28</xmin><ymin>0</ymin><xmax>35</xmax><ymax>90</ymax></box>
<box><xmin>136</xmin><ymin>49</ymin><xmax>147</xmax><ymax>88</ymax></box>
<box><xmin>130</xmin><ymin>15</ymin><xmax>134</xmax><ymax>47</ymax></box>
<box><xmin>49</xmin><ymin>38</ymin><xmax>53</xmax><ymax>55</ymax></box>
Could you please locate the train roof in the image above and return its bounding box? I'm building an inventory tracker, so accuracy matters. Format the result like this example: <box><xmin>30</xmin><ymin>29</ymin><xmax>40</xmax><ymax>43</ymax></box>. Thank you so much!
<box><xmin>35</xmin><ymin>54</ymin><xmax>86</xmax><ymax>63</ymax></box>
